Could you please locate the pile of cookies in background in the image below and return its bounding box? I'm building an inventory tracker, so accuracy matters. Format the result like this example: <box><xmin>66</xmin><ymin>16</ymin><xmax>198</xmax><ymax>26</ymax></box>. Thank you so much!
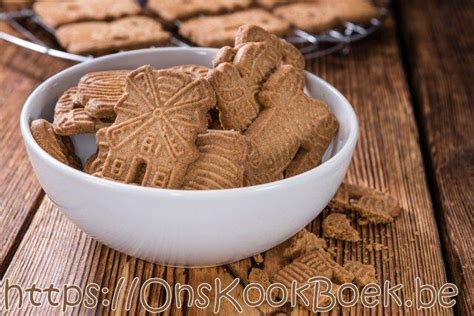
<box><xmin>31</xmin><ymin>0</ymin><xmax>383</xmax><ymax>54</ymax></box>
<box><xmin>30</xmin><ymin>25</ymin><xmax>339</xmax><ymax>190</ymax></box>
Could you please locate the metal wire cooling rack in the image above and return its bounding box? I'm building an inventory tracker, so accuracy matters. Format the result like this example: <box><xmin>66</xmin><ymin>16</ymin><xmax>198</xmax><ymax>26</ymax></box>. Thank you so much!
<box><xmin>0</xmin><ymin>2</ymin><xmax>390</xmax><ymax>63</ymax></box>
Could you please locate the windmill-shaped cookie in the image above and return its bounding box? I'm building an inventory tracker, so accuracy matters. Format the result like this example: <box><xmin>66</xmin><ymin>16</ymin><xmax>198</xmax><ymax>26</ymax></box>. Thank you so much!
<box><xmin>100</xmin><ymin>65</ymin><xmax>216</xmax><ymax>188</ymax></box>
<box><xmin>244</xmin><ymin>65</ymin><xmax>339</xmax><ymax>186</ymax></box>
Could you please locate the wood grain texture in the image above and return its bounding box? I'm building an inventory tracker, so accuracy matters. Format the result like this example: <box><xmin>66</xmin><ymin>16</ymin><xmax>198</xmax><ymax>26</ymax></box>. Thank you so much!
<box><xmin>396</xmin><ymin>0</ymin><xmax>474</xmax><ymax>314</ymax></box>
<box><xmin>1</xmin><ymin>19</ymin><xmax>454</xmax><ymax>315</ymax></box>
<box><xmin>0</xmin><ymin>21</ymin><xmax>73</xmax><ymax>276</ymax></box>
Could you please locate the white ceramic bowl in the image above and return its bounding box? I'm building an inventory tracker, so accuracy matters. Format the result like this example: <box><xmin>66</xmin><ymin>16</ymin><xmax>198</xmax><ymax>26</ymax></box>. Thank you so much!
<box><xmin>20</xmin><ymin>48</ymin><xmax>358</xmax><ymax>267</ymax></box>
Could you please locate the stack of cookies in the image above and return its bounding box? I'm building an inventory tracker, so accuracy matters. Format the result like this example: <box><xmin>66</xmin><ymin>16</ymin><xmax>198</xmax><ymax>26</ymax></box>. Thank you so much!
<box><xmin>33</xmin><ymin>0</ymin><xmax>382</xmax><ymax>53</ymax></box>
<box><xmin>31</xmin><ymin>24</ymin><xmax>339</xmax><ymax>190</ymax></box>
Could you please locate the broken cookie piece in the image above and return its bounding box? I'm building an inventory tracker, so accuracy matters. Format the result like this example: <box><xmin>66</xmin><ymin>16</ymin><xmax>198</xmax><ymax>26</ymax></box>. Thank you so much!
<box><xmin>323</xmin><ymin>213</ymin><xmax>360</xmax><ymax>242</ymax></box>
<box><xmin>272</xmin><ymin>249</ymin><xmax>352</xmax><ymax>311</ymax></box>
<box><xmin>344</xmin><ymin>261</ymin><xmax>377</xmax><ymax>287</ymax></box>
<box><xmin>263</xmin><ymin>228</ymin><xmax>324</xmax><ymax>278</ymax></box>
<box><xmin>295</xmin><ymin>249</ymin><xmax>354</xmax><ymax>284</ymax></box>
<box><xmin>30</xmin><ymin>119</ymin><xmax>82</xmax><ymax>169</ymax></box>
<box><xmin>352</xmin><ymin>193</ymin><xmax>402</xmax><ymax>224</ymax></box>
<box><xmin>247</xmin><ymin>268</ymin><xmax>274</xmax><ymax>313</ymax></box>
<box><xmin>329</xmin><ymin>183</ymin><xmax>402</xmax><ymax>224</ymax></box>
<box><xmin>283</xmin><ymin>228</ymin><xmax>327</xmax><ymax>259</ymax></box>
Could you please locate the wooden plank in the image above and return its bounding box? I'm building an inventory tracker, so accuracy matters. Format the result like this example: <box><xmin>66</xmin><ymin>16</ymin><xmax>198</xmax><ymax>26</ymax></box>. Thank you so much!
<box><xmin>1</xmin><ymin>199</ymin><xmax>259</xmax><ymax>315</ymax></box>
<box><xmin>395</xmin><ymin>1</ymin><xmax>474</xmax><ymax>314</ymax></box>
<box><xmin>0</xmin><ymin>21</ymin><xmax>73</xmax><ymax>275</ymax></box>
<box><xmin>2</xmin><ymin>19</ymin><xmax>452</xmax><ymax>315</ymax></box>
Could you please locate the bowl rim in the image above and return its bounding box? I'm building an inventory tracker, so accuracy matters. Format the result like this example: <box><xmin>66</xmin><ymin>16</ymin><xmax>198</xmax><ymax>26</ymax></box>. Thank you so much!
<box><xmin>20</xmin><ymin>47</ymin><xmax>359</xmax><ymax>197</ymax></box>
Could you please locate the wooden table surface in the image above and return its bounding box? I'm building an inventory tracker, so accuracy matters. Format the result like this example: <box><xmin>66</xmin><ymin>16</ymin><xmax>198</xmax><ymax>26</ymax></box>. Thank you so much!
<box><xmin>0</xmin><ymin>1</ymin><xmax>472</xmax><ymax>315</ymax></box>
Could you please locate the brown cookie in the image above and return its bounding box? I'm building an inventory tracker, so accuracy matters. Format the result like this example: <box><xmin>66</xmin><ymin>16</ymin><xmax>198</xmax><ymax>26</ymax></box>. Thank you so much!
<box><xmin>343</xmin><ymin>261</ymin><xmax>377</xmax><ymax>287</ymax></box>
<box><xmin>353</xmin><ymin>193</ymin><xmax>402</xmax><ymax>224</ymax></box>
<box><xmin>329</xmin><ymin>183</ymin><xmax>402</xmax><ymax>224</ymax></box>
<box><xmin>168</xmin><ymin>65</ymin><xmax>222</xmax><ymax>129</ymax></box>
<box><xmin>234</xmin><ymin>24</ymin><xmax>305</xmax><ymax>70</ymax></box>
<box><xmin>179</xmin><ymin>9</ymin><xmax>290</xmax><ymax>47</ymax></box>
<box><xmin>56</xmin><ymin>16</ymin><xmax>171</xmax><ymax>55</ymax></box>
<box><xmin>182</xmin><ymin>130</ymin><xmax>247</xmax><ymax>190</ymax></box>
<box><xmin>271</xmin><ymin>255</ymin><xmax>342</xmax><ymax>311</ymax></box>
<box><xmin>30</xmin><ymin>119</ymin><xmax>82</xmax><ymax>169</ymax></box>
<box><xmin>85</xmin><ymin>128</ymin><xmax>109</xmax><ymax>175</ymax></box>
<box><xmin>53</xmin><ymin>87</ymin><xmax>112</xmax><ymax>136</ymax></box>
<box><xmin>329</xmin><ymin>182</ymin><xmax>368</xmax><ymax>212</ymax></box>
<box><xmin>148</xmin><ymin>0</ymin><xmax>252</xmax><ymax>22</ymax></box>
<box><xmin>274</xmin><ymin>3</ymin><xmax>339</xmax><ymax>34</ymax></box>
<box><xmin>262</xmin><ymin>228</ymin><xmax>323</xmax><ymax>280</ymax></box>
<box><xmin>295</xmin><ymin>249</ymin><xmax>354</xmax><ymax>284</ymax></box>
<box><xmin>75</xmin><ymin>70</ymin><xmax>129</xmax><ymax>119</ymax></box>
<box><xmin>323</xmin><ymin>213</ymin><xmax>360</xmax><ymax>242</ymax></box>
<box><xmin>99</xmin><ymin>65</ymin><xmax>215</xmax><ymax>188</ymax></box>
<box><xmin>331</xmin><ymin>0</ymin><xmax>382</xmax><ymax>25</ymax></box>
<box><xmin>248</xmin><ymin>267</ymin><xmax>271</xmax><ymax>288</ymax></box>
<box><xmin>257</xmin><ymin>0</ymin><xmax>310</xmax><ymax>9</ymax></box>
<box><xmin>209</xmin><ymin>25</ymin><xmax>304</xmax><ymax>131</ymax></box>
<box><xmin>283</xmin><ymin>228</ymin><xmax>327</xmax><ymax>260</ymax></box>
<box><xmin>247</xmin><ymin>268</ymin><xmax>274</xmax><ymax>314</ymax></box>
<box><xmin>34</xmin><ymin>0</ymin><xmax>141</xmax><ymax>29</ymax></box>
<box><xmin>209</xmin><ymin>47</ymin><xmax>279</xmax><ymax>131</ymax></box>
<box><xmin>244</xmin><ymin>65</ymin><xmax>339</xmax><ymax>186</ymax></box>
<box><xmin>170</xmin><ymin>64</ymin><xmax>210</xmax><ymax>79</ymax></box>
<box><xmin>84</xmin><ymin>153</ymin><xmax>98</xmax><ymax>174</ymax></box>
<box><xmin>274</xmin><ymin>0</ymin><xmax>380</xmax><ymax>34</ymax></box>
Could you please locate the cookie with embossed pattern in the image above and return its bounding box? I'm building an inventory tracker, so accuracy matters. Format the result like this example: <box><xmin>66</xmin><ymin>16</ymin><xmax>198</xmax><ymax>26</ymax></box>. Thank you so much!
<box><xmin>182</xmin><ymin>130</ymin><xmax>247</xmax><ymax>190</ymax></box>
<box><xmin>234</xmin><ymin>24</ymin><xmax>305</xmax><ymax>70</ymax></box>
<box><xmin>99</xmin><ymin>65</ymin><xmax>216</xmax><ymax>188</ymax></box>
<box><xmin>30</xmin><ymin>119</ymin><xmax>82</xmax><ymax>169</ymax></box>
<box><xmin>53</xmin><ymin>87</ymin><xmax>113</xmax><ymax>136</ymax></box>
<box><xmin>75</xmin><ymin>70</ymin><xmax>129</xmax><ymax>119</ymax></box>
<box><xmin>283</xmin><ymin>228</ymin><xmax>327</xmax><ymax>260</ymax></box>
<box><xmin>148</xmin><ymin>0</ymin><xmax>252</xmax><ymax>22</ymax></box>
<box><xmin>271</xmin><ymin>258</ymin><xmax>341</xmax><ymax>311</ymax></box>
<box><xmin>244</xmin><ymin>65</ymin><xmax>338</xmax><ymax>186</ymax></box>
<box><xmin>209</xmin><ymin>25</ymin><xmax>304</xmax><ymax>131</ymax></box>
<box><xmin>328</xmin><ymin>183</ymin><xmax>402</xmax><ymax>224</ymax></box>
<box><xmin>344</xmin><ymin>261</ymin><xmax>377</xmax><ymax>287</ymax></box>
<box><xmin>179</xmin><ymin>9</ymin><xmax>290</xmax><ymax>47</ymax></box>
<box><xmin>34</xmin><ymin>0</ymin><xmax>141</xmax><ymax>29</ymax></box>
<box><xmin>56</xmin><ymin>16</ymin><xmax>171</xmax><ymax>56</ymax></box>
<box><xmin>170</xmin><ymin>64</ymin><xmax>210</xmax><ymax>79</ymax></box>
<box><xmin>274</xmin><ymin>0</ymin><xmax>380</xmax><ymax>34</ymax></box>
<box><xmin>168</xmin><ymin>65</ymin><xmax>224</xmax><ymax>129</ymax></box>
<box><xmin>323</xmin><ymin>213</ymin><xmax>360</xmax><ymax>242</ymax></box>
<box><xmin>84</xmin><ymin>128</ymin><xmax>109</xmax><ymax>175</ymax></box>
<box><xmin>294</xmin><ymin>249</ymin><xmax>354</xmax><ymax>284</ymax></box>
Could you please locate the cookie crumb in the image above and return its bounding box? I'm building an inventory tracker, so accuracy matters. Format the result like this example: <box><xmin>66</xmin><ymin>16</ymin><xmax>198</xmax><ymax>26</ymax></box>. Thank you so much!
<box><xmin>366</xmin><ymin>243</ymin><xmax>384</xmax><ymax>252</ymax></box>
<box><xmin>344</xmin><ymin>261</ymin><xmax>377</xmax><ymax>287</ymax></box>
<box><xmin>323</xmin><ymin>213</ymin><xmax>360</xmax><ymax>242</ymax></box>
<box><xmin>253</xmin><ymin>254</ymin><xmax>264</xmax><ymax>265</ymax></box>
